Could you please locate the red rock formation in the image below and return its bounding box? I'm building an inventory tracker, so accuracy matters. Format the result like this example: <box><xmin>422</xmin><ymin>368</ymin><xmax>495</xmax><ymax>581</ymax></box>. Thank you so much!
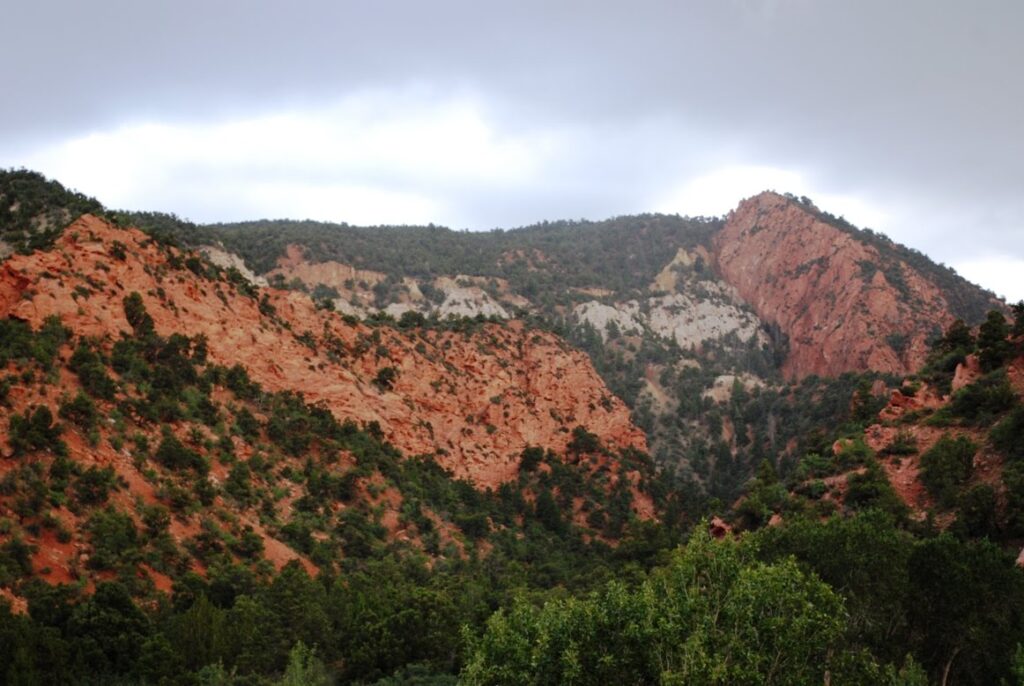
<box><xmin>2</xmin><ymin>216</ymin><xmax>646</xmax><ymax>491</ymax></box>
<box><xmin>714</xmin><ymin>192</ymin><xmax>956</xmax><ymax>380</ymax></box>
<box><xmin>863</xmin><ymin>352</ymin><xmax>1024</xmax><ymax>518</ymax></box>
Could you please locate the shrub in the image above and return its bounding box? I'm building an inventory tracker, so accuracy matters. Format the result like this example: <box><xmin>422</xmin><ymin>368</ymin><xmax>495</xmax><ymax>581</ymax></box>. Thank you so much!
<box><xmin>86</xmin><ymin>508</ymin><xmax>140</xmax><ymax>570</ymax></box>
<box><xmin>123</xmin><ymin>292</ymin><xmax>155</xmax><ymax>337</ymax></box>
<box><xmin>958</xmin><ymin>484</ymin><xmax>998</xmax><ymax>539</ymax></box>
<box><xmin>568</xmin><ymin>425</ymin><xmax>601</xmax><ymax>454</ymax></box>
<box><xmin>73</xmin><ymin>466</ymin><xmax>119</xmax><ymax>506</ymax></box>
<box><xmin>59</xmin><ymin>392</ymin><xmax>98</xmax><ymax>430</ymax></box>
<box><xmin>920</xmin><ymin>434</ymin><xmax>977</xmax><ymax>507</ymax></box>
<box><xmin>8</xmin><ymin>405</ymin><xmax>65</xmax><ymax>456</ymax></box>
<box><xmin>374</xmin><ymin>366</ymin><xmax>398</xmax><ymax>390</ymax></box>
<box><xmin>950</xmin><ymin>371</ymin><xmax>1016</xmax><ymax>426</ymax></box>
<box><xmin>880</xmin><ymin>431</ymin><xmax>918</xmax><ymax>457</ymax></box>
<box><xmin>977</xmin><ymin>310</ymin><xmax>1011</xmax><ymax>372</ymax></box>
<box><xmin>69</xmin><ymin>343</ymin><xmax>118</xmax><ymax>400</ymax></box>
<box><xmin>519</xmin><ymin>446</ymin><xmax>544</xmax><ymax>472</ymax></box>
<box><xmin>0</xmin><ymin>537</ymin><xmax>34</xmax><ymax>585</ymax></box>
<box><xmin>154</xmin><ymin>430</ymin><xmax>207</xmax><ymax>474</ymax></box>
<box><xmin>991</xmin><ymin>406</ymin><xmax>1024</xmax><ymax>461</ymax></box>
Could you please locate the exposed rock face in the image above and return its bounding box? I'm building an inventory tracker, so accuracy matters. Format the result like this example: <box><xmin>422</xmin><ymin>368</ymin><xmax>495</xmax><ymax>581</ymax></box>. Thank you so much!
<box><xmin>573</xmin><ymin>301</ymin><xmax>643</xmax><ymax>342</ymax></box>
<box><xmin>573</xmin><ymin>266</ymin><xmax>765</xmax><ymax>350</ymax></box>
<box><xmin>702</xmin><ymin>374</ymin><xmax>766</xmax><ymax>404</ymax></box>
<box><xmin>645</xmin><ymin>291</ymin><xmax>765</xmax><ymax>350</ymax></box>
<box><xmin>650</xmin><ymin>246</ymin><xmax>712</xmax><ymax>293</ymax></box>
<box><xmin>714</xmin><ymin>192</ymin><xmax>956</xmax><ymax>379</ymax></box>
<box><xmin>267</xmin><ymin>244</ymin><xmax>525</xmax><ymax>320</ymax></box>
<box><xmin>199</xmin><ymin>244</ymin><xmax>268</xmax><ymax>286</ymax></box>
<box><xmin>2</xmin><ymin>216</ymin><xmax>646</xmax><ymax>491</ymax></box>
<box><xmin>432</xmin><ymin>276</ymin><xmax>510</xmax><ymax>319</ymax></box>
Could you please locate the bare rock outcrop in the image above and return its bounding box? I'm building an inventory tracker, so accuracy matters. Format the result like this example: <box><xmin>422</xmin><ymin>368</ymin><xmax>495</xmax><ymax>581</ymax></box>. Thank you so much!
<box><xmin>714</xmin><ymin>192</ymin><xmax>956</xmax><ymax>379</ymax></box>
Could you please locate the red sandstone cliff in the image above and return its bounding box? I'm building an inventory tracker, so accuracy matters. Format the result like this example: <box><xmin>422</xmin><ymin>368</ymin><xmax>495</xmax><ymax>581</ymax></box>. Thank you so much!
<box><xmin>0</xmin><ymin>215</ymin><xmax>646</xmax><ymax>490</ymax></box>
<box><xmin>714</xmin><ymin>192</ymin><xmax>957</xmax><ymax>380</ymax></box>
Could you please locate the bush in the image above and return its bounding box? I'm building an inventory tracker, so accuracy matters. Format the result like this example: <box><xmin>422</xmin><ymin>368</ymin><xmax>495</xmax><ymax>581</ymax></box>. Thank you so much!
<box><xmin>568</xmin><ymin>425</ymin><xmax>601</xmax><ymax>454</ymax></box>
<box><xmin>374</xmin><ymin>366</ymin><xmax>398</xmax><ymax>390</ymax></box>
<box><xmin>73</xmin><ymin>466</ymin><xmax>119</xmax><ymax>506</ymax></box>
<box><xmin>920</xmin><ymin>434</ymin><xmax>977</xmax><ymax>507</ymax></box>
<box><xmin>8</xmin><ymin>405</ymin><xmax>65</xmax><ymax>456</ymax></box>
<box><xmin>991</xmin><ymin>406</ymin><xmax>1024</xmax><ymax>461</ymax></box>
<box><xmin>123</xmin><ymin>292</ymin><xmax>155</xmax><ymax>337</ymax></box>
<box><xmin>950</xmin><ymin>371</ymin><xmax>1016</xmax><ymax>426</ymax></box>
<box><xmin>845</xmin><ymin>460</ymin><xmax>906</xmax><ymax>516</ymax></box>
<box><xmin>59</xmin><ymin>392</ymin><xmax>98</xmax><ymax>430</ymax></box>
<box><xmin>86</xmin><ymin>508</ymin><xmax>140</xmax><ymax>570</ymax></box>
<box><xmin>0</xmin><ymin>316</ymin><xmax>68</xmax><ymax>368</ymax></box>
<box><xmin>153</xmin><ymin>430</ymin><xmax>207</xmax><ymax>474</ymax></box>
<box><xmin>0</xmin><ymin>537</ymin><xmax>34</xmax><ymax>586</ymax></box>
<box><xmin>958</xmin><ymin>484</ymin><xmax>998</xmax><ymax>539</ymax></box>
<box><xmin>977</xmin><ymin>310</ymin><xmax>1011</xmax><ymax>372</ymax></box>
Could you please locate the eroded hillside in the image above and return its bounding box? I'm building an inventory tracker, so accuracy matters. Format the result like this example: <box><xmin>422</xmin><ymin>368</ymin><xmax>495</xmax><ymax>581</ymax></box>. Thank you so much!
<box><xmin>0</xmin><ymin>214</ymin><xmax>657</xmax><ymax>604</ymax></box>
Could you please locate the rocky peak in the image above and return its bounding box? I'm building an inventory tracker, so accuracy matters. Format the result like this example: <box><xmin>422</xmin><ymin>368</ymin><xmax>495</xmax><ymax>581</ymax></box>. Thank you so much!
<box><xmin>714</xmin><ymin>192</ymin><xmax>964</xmax><ymax>379</ymax></box>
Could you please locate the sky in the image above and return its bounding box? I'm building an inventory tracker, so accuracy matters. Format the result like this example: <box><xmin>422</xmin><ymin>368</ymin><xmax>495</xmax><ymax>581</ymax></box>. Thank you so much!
<box><xmin>2</xmin><ymin>1</ymin><xmax>1022</xmax><ymax>301</ymax></box>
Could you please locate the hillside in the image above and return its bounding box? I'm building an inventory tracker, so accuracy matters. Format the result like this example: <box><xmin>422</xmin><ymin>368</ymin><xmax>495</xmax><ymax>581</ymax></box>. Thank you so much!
<box><xmin>2</xmin><ymin>170</ymin><xmax>1024</xmax><ymax>685</ymax></box>
<box><xmin>745</xmin><ymin>308</ymin><xmax>1024</xmax><ymax>544</ymax></box>
<box><xmin>2</xmin><ymin>169</ymin><xmax>1002</xmax><ymax>505</ymax></box>
<box><xmin>0</xmin><ymin>215</ymin><xmax>662</xmax><ymax>614</ymax></box>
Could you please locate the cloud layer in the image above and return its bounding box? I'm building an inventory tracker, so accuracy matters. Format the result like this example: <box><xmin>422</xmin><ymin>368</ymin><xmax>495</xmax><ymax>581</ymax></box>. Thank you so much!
<box><xmin>2</xmin><ymin>1</ymin><xmax>1022</xmax><ymax>299</ymax></box>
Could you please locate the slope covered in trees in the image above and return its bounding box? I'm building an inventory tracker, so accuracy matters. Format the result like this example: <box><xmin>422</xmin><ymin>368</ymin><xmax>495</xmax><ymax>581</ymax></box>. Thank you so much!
<box><xmin>2</xmin><ymin>169</ymin><xmax>1022</xmax><ymax>684</ymax></box>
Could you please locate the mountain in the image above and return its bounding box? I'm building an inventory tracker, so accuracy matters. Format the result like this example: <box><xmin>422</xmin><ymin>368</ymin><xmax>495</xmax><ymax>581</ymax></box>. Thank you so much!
<box><xmin>115</xmin><ymin>186</ymin><xmax>999</xmax><ymax>502</ymax></box>
<box><xmin>0</xmin><ymin>168</ymin><xmax>105</xmax><ymax>257</ymax></box>
<box><xmin>0</xmin><ymin>213</ymin><xmax>661</xmax><ymax>611</ymax></box>
<box><xmin>3</xmin><ymin>169</ymin><xmax>1003</xmax><ymax>504</ymax></box>
<box><xmin>2</xmin><ymin>169</ymin><xmax>1024</xmax><ymax>685</ymax></box>
<box><xmin>716</xmin><ymin>192</ymin><xmax>999</xmax><ymax>379</ymax></box>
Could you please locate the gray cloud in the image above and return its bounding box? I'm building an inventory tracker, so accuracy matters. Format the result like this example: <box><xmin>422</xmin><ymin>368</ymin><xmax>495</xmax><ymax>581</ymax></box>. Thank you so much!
<box><xmin>2</xmin><ymin>0</ymin><xmax>1022</xmax><ymax>298</ymax></box>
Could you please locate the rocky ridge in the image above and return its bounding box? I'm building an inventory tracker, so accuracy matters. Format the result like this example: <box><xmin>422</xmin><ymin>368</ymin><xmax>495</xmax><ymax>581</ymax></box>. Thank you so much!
<box><xmin>714</xmin><ymin>192</ymin><xmax>999</xmax><ymax>380</ymax></box>
<box><xmin>1</xmin><ymin>216</ymin><xmax>646</xmax><ymax>490</ymax></box>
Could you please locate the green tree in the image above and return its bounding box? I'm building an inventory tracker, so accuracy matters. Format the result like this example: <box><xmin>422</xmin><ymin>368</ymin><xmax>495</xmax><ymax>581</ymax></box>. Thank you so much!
<box><xmin>123</xmin><ymin>292</ymin><xmax>155</xmax><ymax>337</ymax></box>
<box><xmin>278</xmin><ymin>641</ymin><xmax>330</xmax><ymax>686</ymax></box>
<box><xmin>754</xmin><ymin>511</ymin><xmax>913</xmax><ymax>664</ymax></box>
<box><xmin>920</xmin><ymin>434</ymin><xmax>976</xmax><ymax>507</ymax></box>
<box><xmin>977</xmin><ymin>310</ymin><xmax>1011</xmax><ymax>372</ymax></box>
<box><xmin>8</xmin><ymin>405</ymin><xmax>65</xmax><ymax>456</ymax></box>
<box><xmin>907</xmin><ymin>535</ymin><xmax>1024</xmax><ymax>685</ymax></box>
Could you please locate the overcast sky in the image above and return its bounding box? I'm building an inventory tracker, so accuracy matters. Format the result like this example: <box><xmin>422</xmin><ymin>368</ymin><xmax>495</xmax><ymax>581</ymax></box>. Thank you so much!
<box><xmin>3</xmin><ymin>1</ymin><xmax>1022</xmax><ymax>300</ymax></box>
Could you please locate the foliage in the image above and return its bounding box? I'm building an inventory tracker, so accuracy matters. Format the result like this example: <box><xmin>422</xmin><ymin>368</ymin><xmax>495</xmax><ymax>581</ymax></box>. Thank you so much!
<box><xmin>463</xmin><ymin>527</ymin><xmax>858</xmax><ymax>685</ymax></box>
<box><xmin>0</xmin><ymin>168</ymin><xmax>105</xmax><ymax>252</ymax></box>
<box><xmin>949</xmin><ymin>370</ymin><xmax>1017</xmax><ymax>426</ymax></box>
<box><xmin>920</xmin><ymin>434</ymin><xmax>977</xmax><ymax>508</ymax></box>
<box><xmin>991</xmin><ymin>406</ymin><xmax>1024</xmax><ymax>461</ymax></box>
<box><xmin>8</xmin><ymin>405</ymin><xmax>66</xmax><ymax>457</ymax></box>
<box><xmin>567</xmin><ymin>425</ymin><xmax>601</xmax><ymax>454</ymax></box>
<box><xmin>154</xmin><ymin>429</ymin><xmax>208</xmax><ymax>473</ymax></box>
<box><xmin>977</xmin><ymin>310</ymin><xmax>1011</xmax><ymax>372</ymax></box>
<box><xmin>0</xmin><ymin>315</ymin><xmax>69</xmax><ymax>368</ymax></box>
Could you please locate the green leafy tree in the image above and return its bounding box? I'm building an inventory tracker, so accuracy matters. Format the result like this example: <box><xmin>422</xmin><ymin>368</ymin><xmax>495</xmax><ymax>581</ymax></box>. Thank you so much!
<box><xmin>907</xmin><ymin>534</ymin><xmax>1024</xmax><ymax>685</ymax></box>
<box><xmin>977</xmin><ymin>310</ymin><xmax>1011</xmax><ymax>372</ymax></box>
<box><xmin>123</xmin><ymin>292</ymin><xmax>155</xmax><ymax>337</ymax></box>
<box><xmin>920</xmin><ymin>434</ymin><xmax>977</xmax><ymax>508</ymax></box>
<box><xmin>8</xmin><ymin>405</ymin><xmax>65</xmax><ymax>456</ymax></box>
<box><xmin>278</xmin><ymin>641</ymin><xmax>330</xmax><ymax>686</ymax></box>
